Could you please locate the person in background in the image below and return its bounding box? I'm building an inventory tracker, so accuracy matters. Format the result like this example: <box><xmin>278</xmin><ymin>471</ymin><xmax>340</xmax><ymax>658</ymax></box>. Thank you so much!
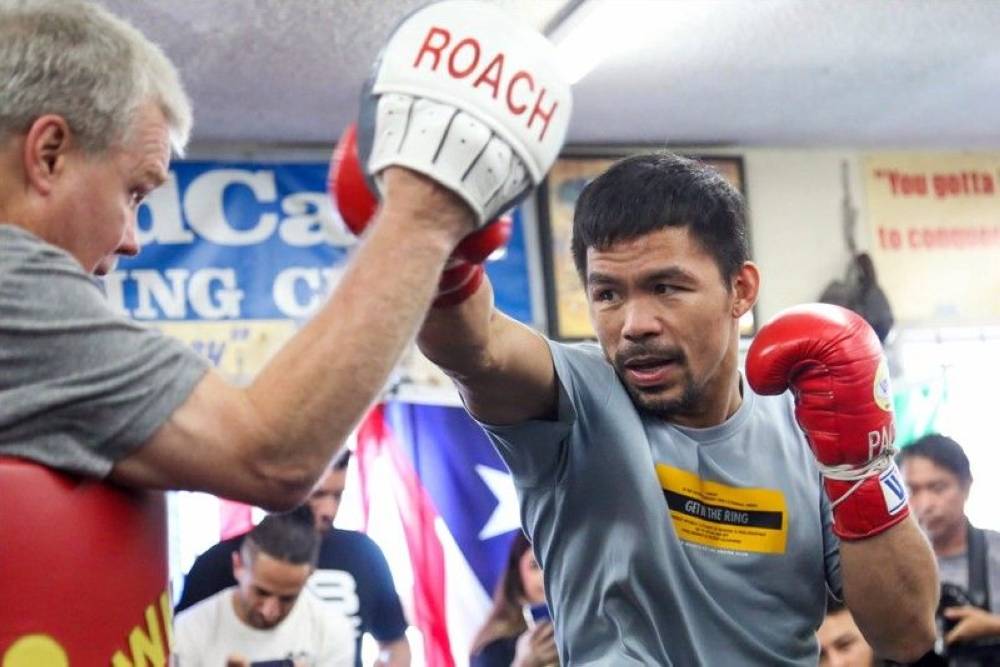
<box><xmin>470</xmin><ymin>532</ymin><xmax>558</xmax><ymax>667</ymax></box>
<box><xmin>818</xmin><ymin>596</ymin><xmax>881</xmax><ymax>667</ymax></box>
<box><xmin>177</xmin><ymin>451</ymin><xmax>410</xmax><ymax>667</ymax></box>
<box><xmin>899</xmin><ymin>434</ymin><xmax>1000</xmax><ymax>664</ymax></box>
<box><xmin>174</xmin><ymin>506</ymin><xmax>354</xmax><ymax>667</ymax></box>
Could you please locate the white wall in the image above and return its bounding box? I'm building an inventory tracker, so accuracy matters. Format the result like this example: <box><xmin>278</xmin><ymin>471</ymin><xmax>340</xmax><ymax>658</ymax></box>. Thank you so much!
<box><xmin>673</xmin><ymin>147</ymin><xmax>869</xmax><ymax>324</ymax></box>
<box><xmin>742</xmin><ymin>149</ymin><xmax>864</xmax><ymax>321</ymax></box>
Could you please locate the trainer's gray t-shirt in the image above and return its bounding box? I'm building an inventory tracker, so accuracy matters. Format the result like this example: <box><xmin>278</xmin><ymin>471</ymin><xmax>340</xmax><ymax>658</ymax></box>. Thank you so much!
<box><xmin>482</xmin><ymin>340</ymin><xmax>841</xmax><ymax>666</ymax></box>
<box><xmin>938</xmin><ymin>528</ymin><xmax>1000</xmax><ymax>613</ymax></box>
<box><xmin>0</xmin><ymin>224</ymin><xmax>209</xmax><ymax>477</ymax></box>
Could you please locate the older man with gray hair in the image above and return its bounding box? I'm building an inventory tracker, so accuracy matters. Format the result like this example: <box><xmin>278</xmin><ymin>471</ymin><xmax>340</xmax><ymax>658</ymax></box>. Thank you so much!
<box><xmin>0</xmin><ymin>0</ymin><xmax>482</xmax><ymax>662</ymax></box>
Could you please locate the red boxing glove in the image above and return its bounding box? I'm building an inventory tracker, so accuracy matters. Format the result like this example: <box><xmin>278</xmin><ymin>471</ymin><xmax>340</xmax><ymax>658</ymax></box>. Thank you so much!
<box><xmin>328</xmin><ymin>123</ymin><xmax>378</xmax><ymax>236</ymax></box>
<box><xmin>433</xmin><ymin>215</ymin><xmax>512</xmax><ymax>308</ymax></box>
<box><xmin>745</xmin><ymin>303</ymin><xmax>908</xmax><ymax>540</ymax></box>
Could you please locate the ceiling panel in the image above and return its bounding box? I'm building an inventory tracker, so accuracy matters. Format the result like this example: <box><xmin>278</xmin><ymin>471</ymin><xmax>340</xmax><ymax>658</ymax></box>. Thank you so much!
<box><xmin>95</xmin><ymin>0</ymin><xmax>1000</xmax><ymax>149</ymax></box>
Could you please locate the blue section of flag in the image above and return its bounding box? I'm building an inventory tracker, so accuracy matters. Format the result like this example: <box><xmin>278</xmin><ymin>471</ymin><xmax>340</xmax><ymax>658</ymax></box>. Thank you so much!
<box><xmin>383</xmin><ymin>401</ymin><xmax>518</xmax><ymax>595</ymax></box>
<box><xmin>116</xmin><ymin>160</ymin><xmax>532</xmax><ymax>323</ymax></box>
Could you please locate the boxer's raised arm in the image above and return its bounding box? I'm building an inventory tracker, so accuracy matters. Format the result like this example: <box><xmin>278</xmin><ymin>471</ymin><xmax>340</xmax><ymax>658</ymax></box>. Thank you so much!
<box><xmin>418</xmin><ymin>275</ymin><xmax>557</xmax><ymax>427</ymax></box>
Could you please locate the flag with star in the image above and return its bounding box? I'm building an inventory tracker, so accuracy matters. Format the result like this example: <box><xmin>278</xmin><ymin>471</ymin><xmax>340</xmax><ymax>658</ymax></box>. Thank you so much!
<box><xmin>353</xmin><ymin>401</ymin><xmax>521</xmax><ymax>667</ymax></box>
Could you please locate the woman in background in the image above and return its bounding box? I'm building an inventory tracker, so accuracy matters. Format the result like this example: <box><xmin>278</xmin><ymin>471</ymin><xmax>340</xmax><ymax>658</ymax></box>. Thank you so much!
<box><xmin>470</xmin><ymin>532</ymin><xmax>559</xmax><ymax>667</ymax></box>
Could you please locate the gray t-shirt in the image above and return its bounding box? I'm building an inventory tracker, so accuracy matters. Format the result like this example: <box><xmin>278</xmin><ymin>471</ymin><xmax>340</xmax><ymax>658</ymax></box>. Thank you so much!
<box><xmin>482</xmin><ymin>340</ymin><xmax>841</xmax><ymax>666</ymax></box>
<box><xmin>0</xmin><ymin>224</ymin><xmax>209</xmax><ymax>477</ymax></box>
<box><xmin>938</xmin><ymin>527</ymin><xmax>1000</xmax><ymax>613</ymax></box>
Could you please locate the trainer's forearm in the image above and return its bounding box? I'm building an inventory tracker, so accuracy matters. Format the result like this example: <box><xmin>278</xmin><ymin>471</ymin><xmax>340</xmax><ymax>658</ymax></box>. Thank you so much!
<box><xmin>840</xmin><ymin>515</ymin><xmax>938</xmax><ymax>662</ymax></box>
<box><xmin>245</xmin><ymin>208</ymin><xmax>460</xmax><ymax>479</ymax></box>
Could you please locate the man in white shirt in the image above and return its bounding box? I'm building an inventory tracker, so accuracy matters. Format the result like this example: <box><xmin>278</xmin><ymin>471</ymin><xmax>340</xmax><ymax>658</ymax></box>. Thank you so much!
<box><xmin>174</xmin><ymin>507</ymin><xmax>354</xmax><ymax>667</ymax></box>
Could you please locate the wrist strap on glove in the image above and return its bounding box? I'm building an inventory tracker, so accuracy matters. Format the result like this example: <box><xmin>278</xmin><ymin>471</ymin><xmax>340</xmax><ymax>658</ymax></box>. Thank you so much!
<box><xmin>824</xmin><ymin>459</ymin><xmax>910</xmax><ymax>540</ymax></box>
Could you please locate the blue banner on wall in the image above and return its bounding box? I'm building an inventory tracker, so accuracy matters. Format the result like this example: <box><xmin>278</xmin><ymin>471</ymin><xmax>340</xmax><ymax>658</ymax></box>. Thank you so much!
<box><xmin>109</xmin><ymin>161</ymin><xmax>532</xmax><ymax>324</ymax></box>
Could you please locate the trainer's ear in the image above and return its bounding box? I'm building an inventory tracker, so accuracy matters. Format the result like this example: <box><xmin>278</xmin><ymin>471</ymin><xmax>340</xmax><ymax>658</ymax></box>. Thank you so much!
<box><xmin>731</xmin><ymin>261</ymin><xmax>760</xmax><ymax>319</ymax></box>
<box><xmin>22</xmin><ymin>114</ymin><xmax>73</xmax><ymax>195</ymax></box>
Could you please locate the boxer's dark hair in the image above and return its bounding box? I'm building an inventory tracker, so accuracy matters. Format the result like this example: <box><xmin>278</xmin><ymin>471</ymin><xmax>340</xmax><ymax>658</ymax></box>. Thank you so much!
<box><xmin>571</xmin><ymin>151</ymin><xmax>749</xmax><ymax>289</ymax></box>
<box><xmin>896</xmin><ymin>433</ymin><xmax>972</xmax><ymax>486</ymax></box>
<box><xmin>242</xmin><ymin>504</ymin><xmax>319</xmax><ymax>566</ymax></box>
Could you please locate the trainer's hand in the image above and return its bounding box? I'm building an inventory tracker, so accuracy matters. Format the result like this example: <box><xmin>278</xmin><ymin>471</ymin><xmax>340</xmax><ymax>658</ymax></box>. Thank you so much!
<box><xmin>331</xmin><ymin>121</ymin><xmax>511</xmax><ymax>306</ymax></box>
<box><xmin>746</xmin><ymin>303</ymin><xmax>909</xmax><ymax>540</ymax></box>
<box><xmin>358</xmin><ymin>0</ymin><xmax>571</xmax><ymax>227</ymax></box>
<box><xmin>329</xmin><ymin>123</ymin><xmax>475</xmax><ymax>241</ymax></box>
<box><xmin>379</xmin><ymin>166</ymin><xmax>477</xmax><ymax>235</ymax></box>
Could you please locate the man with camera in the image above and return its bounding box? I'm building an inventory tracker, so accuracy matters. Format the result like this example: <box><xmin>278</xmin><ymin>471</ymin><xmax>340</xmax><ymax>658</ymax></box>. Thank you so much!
<box><xmin>899</xmin><ymin>434</ymin><xmax>1000</xmax><ymax>665</ymax></box>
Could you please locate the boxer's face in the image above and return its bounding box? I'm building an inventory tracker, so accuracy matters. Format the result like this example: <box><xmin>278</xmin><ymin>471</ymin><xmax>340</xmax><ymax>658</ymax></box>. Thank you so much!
<box><xmin>817</xmin><ymin>608</ymin><xmax>876</xmax><ymax>667</ymax></box>
<box><xmin>518</xmin><ymin>548</ymin><xmax>545</xmax><ymax>606</ymax></box>
<box><xmin>232</xmin><ymin>551</ymin><xmax>313</xmax><ymax>629</ymax></box>
<box><xmin>307</xmin><ymin>466</ymin><xmax>347</xmax><ymax>533</ymax></box>
<box><xmin>587</xmin><ymin>226</ymin><xmax>754</xmax><ymax>426</ymax></box>
<box><xmin>58</xmin><ymin>102</ymin><xmax>170</xmax><ymax>275</ymax></box>
<box><xmin>901</xmin><ymin>456</ymin><xmax>969</xmax><ymax>545</ymax></box>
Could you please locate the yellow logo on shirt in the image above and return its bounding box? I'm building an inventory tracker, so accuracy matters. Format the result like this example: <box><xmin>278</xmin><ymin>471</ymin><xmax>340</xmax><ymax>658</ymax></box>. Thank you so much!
<box><xmin>657</xmin><ymin>464</ymin><xmax>788</xmax><ymax>555</ymax></box>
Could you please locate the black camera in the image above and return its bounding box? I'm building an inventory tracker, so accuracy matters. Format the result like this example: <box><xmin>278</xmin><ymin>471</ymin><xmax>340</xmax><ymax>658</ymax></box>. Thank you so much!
<box><xmin>930</xmin><ymin>583</ymin><xmax>1000</xmax><ymax>665</ymax></box>
<box><xmin>939</xmin><ymin>583</ymin><xmax>976</xmax><ymax>637</ymax></box>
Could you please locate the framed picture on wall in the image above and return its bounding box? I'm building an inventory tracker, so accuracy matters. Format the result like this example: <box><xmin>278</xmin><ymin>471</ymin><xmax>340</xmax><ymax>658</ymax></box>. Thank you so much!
<box><xmin>537</xmin><ymin>148</ymin><xmax>754</xmax><ymax>341</ymax></box>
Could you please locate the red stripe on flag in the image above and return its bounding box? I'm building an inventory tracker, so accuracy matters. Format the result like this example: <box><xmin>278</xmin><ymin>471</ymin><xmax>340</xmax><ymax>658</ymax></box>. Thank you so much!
<box><xmin>356</xmin><ymin>405</ymin><xmax>456</xmax><ymax>667</ymax></box>
<box><xmin>218</xmin><ymin>499</ymin><xmax>253</xmax><ymax>540</ymax></box>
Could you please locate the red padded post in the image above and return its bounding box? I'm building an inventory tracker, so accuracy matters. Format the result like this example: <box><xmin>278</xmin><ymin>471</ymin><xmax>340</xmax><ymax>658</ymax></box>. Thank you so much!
<box><xmin>0</xmin><ymin>458</ymin><xmax>172</xmax><ymax>666</ymax></box>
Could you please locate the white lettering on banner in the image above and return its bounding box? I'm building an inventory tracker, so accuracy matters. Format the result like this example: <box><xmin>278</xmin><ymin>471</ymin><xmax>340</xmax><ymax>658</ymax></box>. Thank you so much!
<box><xmin>138</xmin><ymin>175</ymin><xmax>193</xmax><ymax>245</ymax></box>
<box><xmin>184</xmin><ymin>169</ymin><xmax>279</xmax><ymax>245</ymax></box>
<box><xmin>136</xmin><ymin>169</ymin><xmax>355</xmax><ymax>248</ymax></box>
<box><xmin>188</xmin><ymin>268</ymin><xmax>244</xmax><ymax>318</ymax></box>
<box><xmin>107</xmin><ymin>268</ymin><xmax>244</xmax><ymax>319</ymax></box>
<box><xmin>132</xmin><ymin>268</ymin><xmax>188</xmax><ymax>319</ymax></box>
<box><xmin>273</xmin><ymin>266</ymin><xmax>346</xmax><ymax>318</ymax></box>
<box><xmin>279</xmin><ymin>192</ymin><xmax>355</xmax><ymax>247</ymax></box>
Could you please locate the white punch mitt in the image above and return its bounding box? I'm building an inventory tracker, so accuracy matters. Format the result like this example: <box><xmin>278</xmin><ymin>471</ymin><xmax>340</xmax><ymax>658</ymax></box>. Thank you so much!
<box><xmin>358</xmin><ymin>0</ymin><xmax>572</xmax><ymax>226</ymax></box>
